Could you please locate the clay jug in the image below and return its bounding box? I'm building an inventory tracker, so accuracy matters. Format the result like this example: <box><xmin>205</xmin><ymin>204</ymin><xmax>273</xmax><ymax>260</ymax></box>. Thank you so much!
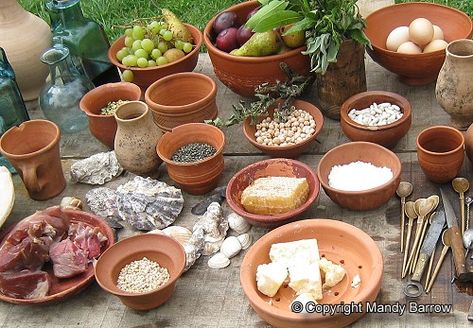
<box><xmin>114</xmin><ymin>101</ymin><xmax>163</xmax><ymax>175</ymax></box>
<box><xmin>436</xmin><ymin>39</ymin><xmax>473</xmax><ymax>129</ymax></box>
<box><xmin>0</xmin><ymin>0</ymin><xmax>52</xmax><ymax>101</ymax></box>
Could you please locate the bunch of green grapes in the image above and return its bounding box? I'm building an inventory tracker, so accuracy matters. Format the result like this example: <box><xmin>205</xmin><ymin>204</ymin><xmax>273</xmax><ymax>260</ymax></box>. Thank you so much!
<box><xmin>116</xmin><ymin>21</ymin><xmax>194</xmax><ymax>82</ymax></box>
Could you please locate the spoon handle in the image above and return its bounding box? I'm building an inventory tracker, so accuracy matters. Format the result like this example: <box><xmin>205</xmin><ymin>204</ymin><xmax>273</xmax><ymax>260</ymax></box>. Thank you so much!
<box><xmin>411</xmin><ymin>217</ymin><xmax>430</xmax><ymax>274</ymax></box>
<box><xmin>425</xmin><ymin>245</ymin><xmax>449</xmax><ymax>293</ymax></box>
<box><xmin>402</xmin><ymin>218</ymin><xmax>414</xmax><ymax>278</ymax></box>
<box><xmin>467</xmin><ymin>203</ymin><xmax>471</xmax><ymax>231</ymax></box>
<box><xmin>401</xmin><ymin>198</ymin><xmax>406</xmax><ymax>253</ymax></box>
<box><xmin>461</xmin><ymin>193</ymin><xmax>465</xmax><ymax>235</ymax></box>
<box><xmin>407</xmin><ymin>217</ymin><xmax>424</xmax><ymax>274</ymax></box>
<box><xmin>425</xmin><ymin>246</ymin><xmax>436</xmax><ymax>290</ymax></box>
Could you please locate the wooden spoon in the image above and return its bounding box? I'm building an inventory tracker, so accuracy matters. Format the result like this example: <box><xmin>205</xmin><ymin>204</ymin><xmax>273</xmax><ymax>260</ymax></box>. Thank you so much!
<box><xmin>453</xmin><ymin>177</ymin><xmax>470</xmax><ymax>235</ymax></box>
<box><xmin>396</xmin><ymin>182</ymin><xmax>413</xmax><ymax>253</ymax></box>
<box><xmin>426</xmin><ymin>228</ymin><xmax>453</xmax><ymax>293</ymax></box>
<box><xmin>402</xmin><ymin>201</ymin><xmax>417</xmax><ymax>278</ymax></box>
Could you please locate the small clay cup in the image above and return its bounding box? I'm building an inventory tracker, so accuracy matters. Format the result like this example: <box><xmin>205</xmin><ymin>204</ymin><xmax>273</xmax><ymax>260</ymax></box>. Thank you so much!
<box><xmin>145</xmin><ymin>72</ymin><xmax>218</xmax><ymax>132</ymax></box>
<box><xmin>156</xmin><ymin>123</ymin><xmax>225</xmax><ymax>195</ymax></box>
<box><xmin>0</xmin><ymin>120</ymin><xmax>65</xmax><ymax>201</ymax></box>
<box><xmin>416</xmin><ymin>125</ymin><xmax>464</xmax><ymax>183</ymax></box>
<box><xmin>94</xmin><ymin>234</ymin><xmax>186</xmax><ymax>310</ymax></box>
<box><xmin>79</xmin><ymin>82</ymin><xmax>142</xmax><ymax>149</ymax></box>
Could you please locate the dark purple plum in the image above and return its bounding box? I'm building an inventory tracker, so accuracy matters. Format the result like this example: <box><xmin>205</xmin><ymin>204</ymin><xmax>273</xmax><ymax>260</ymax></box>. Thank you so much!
<box><xmin>246</xmin><ymin>7</ymin><xmax>260</xmax><ymax>21</ymax></box>
<box><xmin>215</xmin><ymin>27</ymin><xmax>239</xmax><ymax>53</ymax></box>
<box><xmin>213</xmin><ymin>11</ymin><xmax>238</xmax><ymax>35</ymax></box>
<box><xmin>237</xmin><ymin>25</ymin><xmax>253</xmax><ymax>46</ymax></box>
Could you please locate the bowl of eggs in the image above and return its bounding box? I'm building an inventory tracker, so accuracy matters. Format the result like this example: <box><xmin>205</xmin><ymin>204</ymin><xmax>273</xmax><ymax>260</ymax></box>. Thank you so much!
<box><xmin>364</xmin><ymin>2</ymin><xmax>473</xmax><ymax>85</ymax></box>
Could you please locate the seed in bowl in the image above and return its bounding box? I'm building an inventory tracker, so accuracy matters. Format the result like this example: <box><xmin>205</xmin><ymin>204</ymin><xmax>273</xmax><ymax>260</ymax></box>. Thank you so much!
<box><xmin>117</xmin><ymin>257</ymin><xmax>170</xmax><ymax>293</ymax></box>
<box><xmin>100</xmin><ymin>100</ymin><xmax>129</xmax><ymax>115</ymax></box>
<box><xmin>328</xmin><ymin>161</ymin><xmax>393</xmax><ymax>191</ymax></box>
<box><xmin>348</xmin><ymin>102</ymin><xmax>402</xmax><ymax>127</ymax></box>
<box><xmin>254</xmin><ymin>108</ymin><xmax>316</xmax><ymax>147</ymax></box>
<box><xmin>171</xmin><ymin>143</ymin><xmax>216</xmax><ymax>163</ymax></box>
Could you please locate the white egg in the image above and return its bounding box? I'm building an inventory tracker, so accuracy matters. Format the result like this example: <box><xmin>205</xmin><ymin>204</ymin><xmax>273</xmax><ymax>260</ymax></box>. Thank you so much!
<box><xmin>397</xmin><ymin>41</ymin><xmax>422</xmax><ymax>54</ymax></box>
<box><xmin>423</xmin><ymin>39</ymin><xmax>448</xmax><ymax>53</ymax></box>
<box><xmin>433</xmin><ymin>25</ymin><xmax>445</xmax><ymax>40</ymax></box>
<box><xmin>409</xmin><ymin>18</ymin><xmax>434</xmax><ymax>47</ymax></box>
<box><xmin>386</xmin><ymin>26</ymin><xmax>410</xmax><ymax>51</ymax></box>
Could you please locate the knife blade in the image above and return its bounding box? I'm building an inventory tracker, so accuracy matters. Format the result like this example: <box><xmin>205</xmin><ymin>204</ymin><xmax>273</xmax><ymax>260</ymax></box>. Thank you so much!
<box><xmin>412</xmin><ymin>208</ymin><xmax>445</xmax><ymax>282</ymax></box>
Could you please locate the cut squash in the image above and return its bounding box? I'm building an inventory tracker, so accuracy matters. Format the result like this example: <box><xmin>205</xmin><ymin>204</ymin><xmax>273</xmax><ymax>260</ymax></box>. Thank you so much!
<box><xmin>0</xmin><ymin>166</ymin><xmax>14</xmax><ymax>227</ymax></box>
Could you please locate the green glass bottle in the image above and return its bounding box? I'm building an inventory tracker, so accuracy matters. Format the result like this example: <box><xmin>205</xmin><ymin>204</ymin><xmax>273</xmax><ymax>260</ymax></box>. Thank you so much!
<box><xmin>45</xmin><ymin>0</ymin><xmax>120</xmax><ymax>86</ymax></box>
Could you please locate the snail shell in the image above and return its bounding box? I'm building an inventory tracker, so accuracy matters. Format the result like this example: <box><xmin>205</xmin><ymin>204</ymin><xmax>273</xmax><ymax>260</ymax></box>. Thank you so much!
<box><xmin>208</xmin><ymin>252</ymin><xmax>230</xmax><ymax>269</ymax></box>
<box><xmin>237</xmin><ymin>233</ymin><xmax>252</xmax><ymax>250</ymax></box>
<box><xmin>220</xmin><ymin>236</ymin><xmax>242</xmax><ymax>259</ymax></box>
<box><xmin>228</xmin><ymin>213</ymin><xmax>251</xmax><ymax>234</ymax></box>
<box><xmin>161</xmin><ymin>226</ymin><xmax>192</xmax><ymax>246</ymax></box>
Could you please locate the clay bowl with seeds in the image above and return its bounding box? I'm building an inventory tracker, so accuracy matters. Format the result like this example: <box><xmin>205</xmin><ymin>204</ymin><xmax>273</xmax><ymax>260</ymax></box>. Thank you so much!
<box><xmin>94</xmin><ymin>233</ymin><xmax>186</xmax><ymax>310</ymax></box>
<box><xmin>240</xmin><ymin>219</ymin><xmax>383</xmax><ymax>328</ymax></box>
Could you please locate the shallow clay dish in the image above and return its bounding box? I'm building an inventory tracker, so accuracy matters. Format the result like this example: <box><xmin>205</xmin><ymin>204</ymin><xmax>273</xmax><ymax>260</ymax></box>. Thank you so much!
<box><xmin>108</xmin><ymin>24</ymin><xmax>202</xmax><ymax>92</ymax></box>
<box><xmin>0</xmin><ymin>208</ymin><xmax>115</xmax><ymax>305</ymax></box>
<box><xmin>226</xmin><ymin>158</ymin><xmax>320</xmax><ymax>227</ymax></box>
<box><xmin>243</xmin><ymin>100</ymin><xmax>324</xmax><ymax>158</ymax></box>
<box><xmin>340</xmin><ymin>91</ymin><xmax>412</xmax><ymax>149</ymax></box>
<box><xmin>317</xmin><ymin>142</ymin><xmax>401</xmax><ymax>210</ymax></box>
<box><xmin>94</xmin><ymin>233</ymin><xmax>186</xmax><ymax>310</ymax></box>
<box><xmin>204</xmin><ymin>1</ymin><xmax>310</xmax><ymax>97</ymax></box>
<box><xmin>79</xmin><ymin>82</ymin><xmax>142</xmax><ymax>149</ymax></box>
<box><xmin>365</xmin><ymin>2</ymin><xmax>473</xmax><ymax>85</ymax></box>
<box><xmin>240</xmin><ymin>219</ymin><xmax>383</xmax><ymax>328</ymax></box>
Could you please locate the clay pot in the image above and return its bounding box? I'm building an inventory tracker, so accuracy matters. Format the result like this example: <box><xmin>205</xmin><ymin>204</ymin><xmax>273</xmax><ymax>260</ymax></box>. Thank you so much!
<box><xmin>315</xmin><ymin>39</ymin><xmax>367</xmax><ymax>120</ymax></box>
<box><xmin>240</xmin><ymin>219</ymin><xmax>383</xmax><ymax>328</ymax></box>
<box><xmin>0</xmin><ymin>120</ymin><xmax>65</xmax><ymax>200</ymax></box>
<box><xmin>145</xmin><ymin>73</ymin><xmax>218</xmax><ymax>132</ymax></box>
<box><xmin>108</xmin><ymin>24</ymin><xmax>202</xmax><ymax>92</ymax></box>
<box><xmin>340</xmin><ymin>91</ymin><xmax>412</xmax><ymax>149</ymax></box>
<box><xmin>416</xmin><ymin>125</ymin><xmax>464</xmax><ymax>183</ymax></box>
<box><xmin>80</xmin><ymin>82</ymin><xmax>142</xmax><ymax>148</ymax></box>
<box><xmin>94</xmin><ymin>234</ymin><xmax>186</xmax><ymax>310</ymax></box>
<box><xmin>156</xmin><ymin>123</ymin><xmax>225</xmax><ymax>195</ymax></box>
<box><xmin>436</xmin><ymin>39</ymin><xmax>473</xmax><ymax>128</ymax></box>
<box><xmin>465</xmin><ymin>124</ymin><xmax>473</xmax><ymax>163</ymax></box>
<box><xmin>243</xmin><ymin>100</ymin><xmax>324</xmax><ymax>158</ymax></box>
<box><xmin>317</xmin><ymin>142</ymin><xmax>401</xmax><ymax>210</ymax></box>
<box><xmin>114</xmin><ymin>101</ymin><xmax>162</xmax><ymax>175</ymax></box>
<box><xmin>204</xmin><ymin>1</ymin><xmax>310</xmax><ymax>98</ymax></box>
<box><xmin>365</xmin><ymin>2</ymin><xmax>473</xmax><ymax>86</ymax></box>
<box><xmin>0</xmin><ymin>0</ymin><xmax>51</xmax><ymax>101</ymax></box>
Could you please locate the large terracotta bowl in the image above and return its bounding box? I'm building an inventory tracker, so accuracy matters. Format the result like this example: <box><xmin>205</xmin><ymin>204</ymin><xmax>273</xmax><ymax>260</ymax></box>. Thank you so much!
<box><xmin>340</xmin><ymin>91</ymin><xmax>412</xmax><ymax>149</ymax></box>
<box><xmin>317</xmin><ymin>142</ymin><xmax>401</xmax><ymax>210</ymax></box>
<box><xmin>243</xmin><ymin>100</ymin><xmax>324</xmax><ymax>158</ymax></box>
<box><xmin>145</xmin><ymin>72</ymin><xmax>218</xmax><ymax>132</ymax></box>
<box><xmin>240</xmin><ymin>219</ymin><xmax>384</xmax><ymax>328</ymax></box>
<box><xmin>204</xmin><ymin>1</ymin><xmax>310</xmax><ymax>97</ymax></box>
<box><xmin>79</xmin><ymin>82</ymin><xmax>141</xmax><ymax>149</ymax></box>
<box><xmin>156</xmin><ymin>123</ymin><xmax>225</xmax><ymax>195</ymax></box>
<box><xmin>94</xmin><ymin>233</ymin><xmax>186</xmax><ymax>310</ymax></box>
<box><xmin>226</xmin><ymin>158</ymin><xmax>320</xmax><ymax>227</ymax></box>
<box><xmin>108</xmin><ymin>24</ymin><xmax>202</xmax><ymax>92</ymax></box>
<box><xmin>365</xmin><ymin>2</ymin><xmax>473</xmax><ymax>85</ymax></box>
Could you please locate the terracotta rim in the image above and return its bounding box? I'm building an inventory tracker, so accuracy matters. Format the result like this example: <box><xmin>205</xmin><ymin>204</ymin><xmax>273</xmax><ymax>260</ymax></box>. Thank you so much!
<box><xmin>340</xmin><ymin>91</ymin><xmax>412</xmax><ymax>131</ymax></box>
<box><xmin>317</xmin><ymin>141</ymin><xmax>402</xmax><ymax>195</ymax></box>
<box><xmin>226</xmin><ymin>158</ymin><xmax>320</xmax><ymax>223</ymax></box>
<box><xmin>79</xmin><ymin>82</ymin><xmax>142</xmax><ymax>117</ymax></box>
<box><xmin>240</xmin><ymin>219</ymin><xmax>384</xmax><ymax>321</ymax></box>
<box><xmin>114</xmin><ymin>101</ymin><xmax>149</xmax><ymax>122</ymax></box>
<box><xmin>108</xmin><ymin>24</ymin><xmax>202</xmax><ymax>71</ymax></box>
<box><xmin>366</xmin><ymin>2</ymin><xmax>473</xmax><ymax>57</ymax></box>
<box><xmin>446</xmin><ymin>39</ymin><xmax>473</xmax><ymax>58</ymax></box>
<box><xmin>0</xmin><ymin>120</ymin><xmax>60</xmax><ymax>159</ymax></box>
<box><xmin>145</xmin><ymin>73</ymin><xmax>217</xmax><ymax>113</ymax></box>
<box><xmin>94</xmin><ymin>234</ymin><xmax>186</xmax><ymax>297</ymax></box>
<box><xmin>156</xmin><ymin>123</ymin><xmax>225</xmax><ymax>167</ymax></box>
<box><xmin>203</xmin><ymin>1</ymin><xmax>306</xmax><ymax>62</ymax></box>
<box><xmin>416</xmin><ymin>125</ymin><xmax>465</xmax><ymax>156</ymax></box>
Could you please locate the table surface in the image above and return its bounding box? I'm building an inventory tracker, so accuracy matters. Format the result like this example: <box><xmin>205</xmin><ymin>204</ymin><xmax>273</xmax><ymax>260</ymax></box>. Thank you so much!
<box><xmin>4</xmin><ymin>53</ymin><xmax>472</xmax><ymax>328</ymax></box>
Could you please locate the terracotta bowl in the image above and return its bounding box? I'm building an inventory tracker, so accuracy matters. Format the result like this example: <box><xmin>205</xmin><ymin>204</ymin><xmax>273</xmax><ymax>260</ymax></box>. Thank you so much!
<box><xmin>365</xmin><ymin>2</ymin><xmax>473</xmax><ymax>85</ymax></box>
<box><xmin>145</xmin><ymin>72</ymin><xmax>218</xmax><ymax>132</ymax></box>
<box><xmin>108</xmin><ymin>24</ymin><xmax>202</xmax><ymax>92</ymax></box>
<box><xmin>94</xmin><ymin>233</ymin><xmax>186</xmax><ymax>310</ymax></box>
<box><xmin>79</xmin><ymin>82</ymin><xmax>141</xmax><ymax>149</ymax></box>
<box><xmin>416</xmin><ymin>125</ymin><xmax>464</xmax><ymax>183</ymax></box>
<box><xmin>340</xmin><ymin>91</ymin><xmax>412</xmax><ymax>149</ymax></box>
<box><xmin>226</xmin><ymin>158</ymin><xmax>320</xmax><ymax>227</ymax></box>
<box><xmin>317</xmin><ymin>142</ymin><xmax>401</xmax><ymax>210</ymax></box>
<box><xmin>243</xmin><ymin>100</ymin><xmax>324</xmax><ymax>158</ymax></box>
<box><xmin>203</xmin><ymin>1</ymin><xmax>310</xmax><ymax>97</ymax></box>
<box><xmin>156</xmin><ymin>123</ymin><xmax>225</xmax><ymax>195</ymax></box>
<box><xmin>240</xmin><ymin>219</ymin><xmax>384</xmax><ymax>328</ymax></box>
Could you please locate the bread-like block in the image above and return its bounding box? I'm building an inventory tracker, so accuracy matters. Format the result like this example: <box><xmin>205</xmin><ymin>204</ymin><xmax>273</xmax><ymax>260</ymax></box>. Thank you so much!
<box><xmin>256</xmin><ymin>262</ymin><xmax>288</xmax><ymax>297</ymax></box>
<box><xmin>240</xmin><ymin>177</ymin><xmax>309</xmax><ymax>215</ymax></box>
<box><xmin>320</xmin><ymin>257</ymin><xmax>346</xmax><ymax>289</ymax></box>
<box><xmin>288</xmin><ymin>263</ymin><xmax>323</xmax><ymax>300</ymax></box>
<box><xmin>269</xmin><ymin>239</ymin><xmax>320</xmax><ymax>268</ymax></box>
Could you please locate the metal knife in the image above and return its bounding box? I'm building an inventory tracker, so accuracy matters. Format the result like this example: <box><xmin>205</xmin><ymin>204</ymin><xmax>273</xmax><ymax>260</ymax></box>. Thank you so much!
<box><xmin>412</xmin><ymin>208</ymin><xmax>445</xmax><ymax>282</ymax></box>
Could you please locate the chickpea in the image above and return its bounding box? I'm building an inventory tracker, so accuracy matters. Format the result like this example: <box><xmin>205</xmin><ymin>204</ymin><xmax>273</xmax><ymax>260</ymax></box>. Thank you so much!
<box><xmin>256</xmin><ymin>137</ymin><xmax>263</xmax><ymax>144</ymax></box>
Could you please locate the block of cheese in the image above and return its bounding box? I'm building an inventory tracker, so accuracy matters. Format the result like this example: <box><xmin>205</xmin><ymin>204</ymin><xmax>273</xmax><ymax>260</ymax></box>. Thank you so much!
<box><xmin>288</xmin><ymin>263</ymin><xmax>323</xmax><ymax>300</ymax></box>
<box><xmin>269</xmin><ymin>239</ymin><xmax>320</xmax><ymax>269</ymax></box>
<box><xmin>256</xmin><ymin>262</ymin><xmax>288</xmax><ymax>297</ymax></box>
<box><xmin>240</xmin><ymin>177</ymin><xmax>309</xmax><ymax>215</ymax></box>
<box><xmin>290</xmin><ymin>293</ymin><xmax>318</xmax><ymax>313</ymax></box>
<box><xmin>320</xmin><ymin>257</ymin><xmax>346</xmax><ymax>289</ymax></box>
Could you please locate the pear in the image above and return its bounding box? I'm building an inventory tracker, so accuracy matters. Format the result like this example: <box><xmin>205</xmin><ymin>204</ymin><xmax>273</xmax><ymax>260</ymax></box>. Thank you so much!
<box><xmin>281</xmin><ymin>24</ymin><xmax>305</xmax><ymax>48</ymax></box>
<box><xmin>230</xmin><ymin>31</ymin><xmax>281</xmax><ymax>57</ymax></box>
<box><xmin>162</xmin><ymin>9</ymin><xmax>193</xmax><ymax>43</ymax></box>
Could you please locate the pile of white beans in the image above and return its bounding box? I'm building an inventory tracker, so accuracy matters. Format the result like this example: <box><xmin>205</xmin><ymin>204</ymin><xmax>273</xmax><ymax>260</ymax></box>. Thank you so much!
<box><xmin>348</xmin><ymin>102</ymin><xmax>403</xmax><ymax>127</ymax></box>
<box><xmin>117</xmin><ymin>257</ymin><xmax>170</xmax><ymax>293</ymax></box>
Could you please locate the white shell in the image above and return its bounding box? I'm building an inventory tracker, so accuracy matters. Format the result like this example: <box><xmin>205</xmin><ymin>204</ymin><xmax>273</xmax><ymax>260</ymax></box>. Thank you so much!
<box><xmin>237</xmin><ymin>233</ymin><xmax>252</xmax><ymax>250</ymax></box>
<box><xmin>228</xmin><ymin>213</ymin><xmax>251</xmax><ymax>234</ymax></box>
<box><xmin>161</xmin><ymin>226</ymin><xmax>192</xmax><ymax>245</ymax></box>
<box><xmin>220</xmin><ymin>236</ymin><xmax>242</xmax><ymax>259</ymax></box>
<box><xmin>208</xmin><ymin>252</ymin><xmax>230</xmax><ymax>269</ymax></box>
<box><xmin>202</xmin><ymin>238</ymin><xmax>224</xmax><ymax>256</ymax></box>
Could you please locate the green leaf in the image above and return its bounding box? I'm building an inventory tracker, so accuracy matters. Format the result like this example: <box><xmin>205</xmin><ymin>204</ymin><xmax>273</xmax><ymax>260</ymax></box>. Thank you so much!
<box><xmin>326</xmin><ymin>40</ymin><xmax>339</xmax><ymax>62</ymax></box>
<box><xmin>349</xmin><ymin>29</ymin><xmax>371</xmax><ymax>47</ymax></box>
<box><xmin>254</xmin><ymin>10</ymin><xmax>303</xmax><ymax>32</ymax></box>
<box><xmin>246</xmin><ymin>0</ymin><xmax>288</xmax><ymax>30</ymax></box>
<box><xmin>259</xmin><ymin>0</ymin><xmax>271</xmax><ymax>5</ymax></box>
<box><xmin>283</xmin><ymin>17</ymin><xmax>315</xmax><ymax>35</ymax></box>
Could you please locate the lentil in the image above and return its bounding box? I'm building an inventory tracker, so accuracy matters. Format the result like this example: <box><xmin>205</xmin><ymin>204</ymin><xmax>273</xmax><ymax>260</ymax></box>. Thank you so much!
<box><xmin>348</xmin><ymin>102</ymin><xmax>402</xmax><ymax>127</ymax></box>
<box><xmin>171</xmin><ymin>143</ymin><xmax>216</xmax><ymax>163</ymax></box>
<box><xmin>100</xmin><ymin>100</ymin><xmax>129</xmax><ymax>115</ymax></box>
<box><xmin>117</xmin><ymin>257</ymin><xmax>170</xmax><ymax>293</ymax></box>
<box><xmin>328</xmin><ymin>161</ymin><xmax>393</xmax><ymax>191</ymax></box>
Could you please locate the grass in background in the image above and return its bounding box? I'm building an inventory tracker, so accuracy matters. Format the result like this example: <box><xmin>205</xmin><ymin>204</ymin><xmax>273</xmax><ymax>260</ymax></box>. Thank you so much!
<box><xmin>395</xmin><ymin>0</ymin><xmax>473</xmax><ymax>17</ymax></box>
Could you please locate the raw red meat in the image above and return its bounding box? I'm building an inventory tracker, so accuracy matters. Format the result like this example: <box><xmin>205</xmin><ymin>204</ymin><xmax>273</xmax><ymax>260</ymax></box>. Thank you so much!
<box><xmin>0</xmin><ymin>270</ymin><xmax>50</xmax><ymax>299</ymax></box>
<box><xmin>69</xmin><ymin>222</ymin><xmax>108</xmax><ymax>259</ymax></box>
<box><xmin>49</xmin><ymin>239</ymin><xmax>88</xmax><ymax>279</ymax></box>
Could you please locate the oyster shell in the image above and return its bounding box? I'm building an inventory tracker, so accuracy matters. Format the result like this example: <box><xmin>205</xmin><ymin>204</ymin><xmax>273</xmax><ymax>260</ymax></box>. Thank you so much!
<box><xmin>85</xmin><ymin>187</ymin><xmax>124</xmax><ymax>229</ymax></box>
<box><xmin>220</xmin><ymin>236</ymin><xmax>242</xmax><ymax>259</ymax></box>
<box><xmin>208</xmin><ymin>252</ymin><xmax>230</xmax><ymax>269</ymax></box>
<box><xmin>237</xmin><ymin>233</ymin><xmax>252</xmax><ymax>250</ymax></box>
<box><xmin>161</xmin><ymin>226</ymin><xmax>192</xmax><ymax>245</ymax></box>
<box><xmin>228</xmin><ymin>212</ymin><xmax>251</xmax><ymax>234</ymax></box>
<box><xmin>183</xmin><ymin>228</ymin><xmax>205</xmax><ymax>271</ymax></box>
<box><xmin>70</xmin><ymin>151</ymin><xmax>123</xmax><ymax>185</ymax></box>
<box><xmin>193</xmin><ymin>202</ymin><xmax>229</xmax><ymax>256</ymax></box>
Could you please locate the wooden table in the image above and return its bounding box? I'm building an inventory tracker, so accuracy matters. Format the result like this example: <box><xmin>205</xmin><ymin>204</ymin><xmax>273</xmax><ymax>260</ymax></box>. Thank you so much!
<box><xmin>4</xmin><ymin>54</ymin><xmax>472</xmax><ymax>328</ymax></box>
